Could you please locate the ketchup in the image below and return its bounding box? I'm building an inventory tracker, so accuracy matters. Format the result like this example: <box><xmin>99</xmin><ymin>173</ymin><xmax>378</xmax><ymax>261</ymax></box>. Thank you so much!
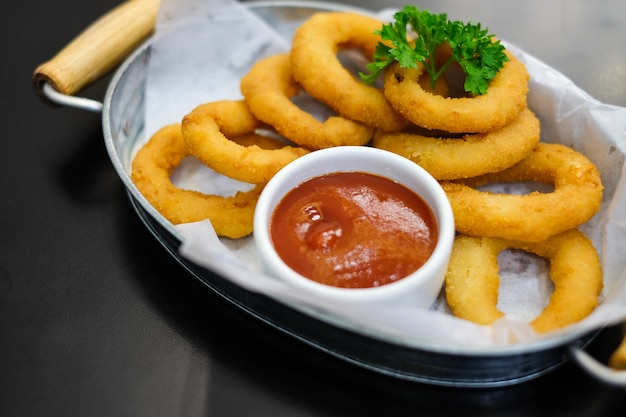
<box><xmin>269</xmin><ymin>172</ymin><xmax>437</xmax><ymax>288</ymax></box>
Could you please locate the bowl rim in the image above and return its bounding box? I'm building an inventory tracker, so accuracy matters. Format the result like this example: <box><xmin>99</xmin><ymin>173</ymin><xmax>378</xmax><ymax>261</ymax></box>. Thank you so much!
<box><xmin>253</xmin><ymin>146</ymin><xmax>455</xmax><ymax>304</ymax></box>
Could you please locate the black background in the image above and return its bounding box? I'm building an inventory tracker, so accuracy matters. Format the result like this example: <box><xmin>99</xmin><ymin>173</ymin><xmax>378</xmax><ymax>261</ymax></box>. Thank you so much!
<box><xmin>2</xmin><ymin>0</ymin><xmax>626</xmax><ymax>416</ymax></box>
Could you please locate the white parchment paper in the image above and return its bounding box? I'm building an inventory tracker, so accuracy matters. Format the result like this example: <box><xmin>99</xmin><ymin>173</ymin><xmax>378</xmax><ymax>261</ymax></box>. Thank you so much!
<box><xmin>141</xmin><ymin>0</ymin><xmax>626</xmax><ymax>349</ymax></box>
<box><xmin>144</xmin><ymin>0</ymin><xmax>290</xmax><ymax>138</ymax></box>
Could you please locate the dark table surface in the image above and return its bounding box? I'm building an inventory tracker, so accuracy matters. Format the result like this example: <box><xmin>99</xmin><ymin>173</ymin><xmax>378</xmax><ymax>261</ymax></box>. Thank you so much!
<box><xmin>2</xmin><ymin>0</ymin><xmax>626</xmax><ymax>415</ymax></box>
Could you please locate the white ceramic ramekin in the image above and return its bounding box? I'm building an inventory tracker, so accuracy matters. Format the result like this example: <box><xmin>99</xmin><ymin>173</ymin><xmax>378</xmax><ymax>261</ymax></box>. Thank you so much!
<box><xmin>253</xmin><ymin>146</ymin><xmax>454</xmax><ymax>308</ymax></box>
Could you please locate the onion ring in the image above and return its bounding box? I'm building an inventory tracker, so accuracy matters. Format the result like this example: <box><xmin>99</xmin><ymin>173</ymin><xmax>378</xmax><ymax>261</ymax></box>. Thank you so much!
<box><xmin>290</xmin><ymin>12</ymin><xmax>409</xmax><ymax>132</ymax></box>
<box><xmin>609</xmin><ymin>336</ymin><xmax>626</xmax><ymax>370</ymax></box>
<box><xmin>131</xmin><ymin>124</ymin><xmax>264</xmax><ymax>238</ymax></box>
<box><xmin>383</xmin><ymin>50</ymin><xmax>529</xmax><ymax>133</ymax></box>
<box><xmin>441</xmin><ymin>143</ymin><xmax>603</xmax><ymax>242</ymax></box>
<box><xmin>240</xmin><ymin>53</ymin><xmax>374</xmax><ymax>150</ymax></box>
<box><xmin>444</xmin><ymin>230</ymin><xmax>603</xmax><ymax>333</ymax></box>
<box><xmin>181</xmin><ymin>100</ymin><xmax>309</xmax><ymax>184</ymax></box>
<box><xmin>373</xmin><ymin>107</ymin><xmax>540</xmax><ymax>180</ymax></box>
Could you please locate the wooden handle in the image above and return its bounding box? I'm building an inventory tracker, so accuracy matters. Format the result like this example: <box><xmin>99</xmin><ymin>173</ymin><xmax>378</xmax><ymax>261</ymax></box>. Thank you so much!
<box><xmin>33</xmin><ymin>0</ymin><xmax>160</xmax><ymax>99</ymax></box>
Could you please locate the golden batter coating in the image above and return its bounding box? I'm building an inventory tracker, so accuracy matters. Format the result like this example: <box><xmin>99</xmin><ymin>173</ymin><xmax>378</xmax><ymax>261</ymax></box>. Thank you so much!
<box><xmin>131</xmin><ymin>124</ymin><xmax>265</xmax><ymax>238</ymax></box>
<box><xmin>181</xmin><ymin>100</ymin><xmax>309</xmax><ymax>184</ymax></box>
<box><xmin>373</xmin><ymin>107</ymin><xmax>540</xmax><ymax>180</ymax></box>
<box><xmin>445</xmin><ymin>230</ymin><xmax>603</xmax><ymax>333</ymax></box>
<box><xmin>290</xmin><ymin>12</ymin><xmax>409</xmax><ymax>132</ymax></box>
<box><xmin>241</xmin><ymin>53</ymin><xmax>373</xmax><ymax>150</ymax></box>
<box><xmin>441</xmin><ymin>143</ymin><xmax>603</xmax><ymax>242</ymax></box>
<box><xmin>383</xmin><ymin>50</ymin><xmax>529</xmax><ymax>134</ymax></box>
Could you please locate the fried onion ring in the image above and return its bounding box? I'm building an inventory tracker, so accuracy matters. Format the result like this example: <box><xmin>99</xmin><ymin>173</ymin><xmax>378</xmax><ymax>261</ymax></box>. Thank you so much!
<box><xmin>290</xmin><ymin>12</ymin><xmax>409</xmax><ymax>132</ymax></box>
<box><xmin>441</xmin><ymin>143</ymin><xmax>603</xmax><ymax>242</ymax></box>
<box><xmin>181</xmin><ymin>100</ymin><xmax>309</xmax><ymax>184</ymax></box>
<box><xmin>444</xmin><ymin>230</ymin><xmax>603</xmax><ymax>333</ymax></box>
<box><xmin>373</xmin><ymin>107</ymin><xmax>540</xmax><ymax>180</ymax></box>
<box><xmin>609</xmin><ymin>336</ymin><xmax>626</xmax><ymax>370</ymax></box>
<box><xmin>131</xmin><ymin>124</ymin><xmax>263</xmax><ymax>238</ymax></box>
<box><xmin>383</xmin><ymin>50</ymin><xmax>529</xmax><ymax>133</ymax></box>
<box><xmin>241</xmin><ymin>53</ymin><xmax>374</xmax><ymax>150</ymax></box>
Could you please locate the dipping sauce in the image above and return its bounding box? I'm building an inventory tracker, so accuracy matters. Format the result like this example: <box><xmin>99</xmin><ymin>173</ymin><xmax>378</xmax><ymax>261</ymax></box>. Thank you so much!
<box><xmin>269</xmin><ymin>172</ymin><xmax>438</xmax><ymax>288</ymax></box>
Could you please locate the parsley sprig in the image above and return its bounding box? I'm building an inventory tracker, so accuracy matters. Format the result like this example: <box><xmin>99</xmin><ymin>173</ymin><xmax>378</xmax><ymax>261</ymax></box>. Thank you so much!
<box><xmin>360</xmin><ymin>6</ymin><xmax>508</xmax><ymax>96</ymax></box>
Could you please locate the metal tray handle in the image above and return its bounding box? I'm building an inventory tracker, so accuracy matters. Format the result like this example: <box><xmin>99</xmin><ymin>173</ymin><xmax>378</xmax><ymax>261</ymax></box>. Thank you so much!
<box><xmin>571</xmin><ymin>331</ymin><xmax>626</xmax><ymax>387</ymax></box>
<box><xmin>33</xmin><ymin>0</ymin><xmax>159</xmax><ymax>110</ymax></box>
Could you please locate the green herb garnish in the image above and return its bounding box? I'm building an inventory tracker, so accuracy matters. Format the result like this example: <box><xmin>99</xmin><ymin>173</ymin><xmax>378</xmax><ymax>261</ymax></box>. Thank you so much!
<box><xmin>360</xmin><ymin>5</ymin><xmax>508</xmax><ymax>96</ymax></box>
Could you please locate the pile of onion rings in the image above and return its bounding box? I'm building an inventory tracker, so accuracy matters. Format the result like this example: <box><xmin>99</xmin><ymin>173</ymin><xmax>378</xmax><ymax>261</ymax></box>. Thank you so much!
<box><xmin>130</xmin><ymin>10</ymin><xmax>605</xmax><ymax>335</ymax></box>
<box><xmin>439</xmin><ymin>140</ymin><xmax>604</xmax><ymax>332</ymax></box>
